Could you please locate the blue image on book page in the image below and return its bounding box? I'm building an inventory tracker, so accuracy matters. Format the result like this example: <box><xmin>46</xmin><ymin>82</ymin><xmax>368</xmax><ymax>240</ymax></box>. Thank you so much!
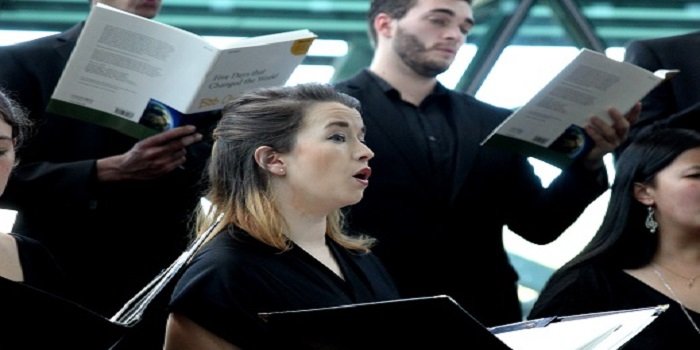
<box><xmin>138</xmin><ymin>99</ymin><xmax>183</xmax><ymax>132</ymax></box>
<box><xmin>547</xmin><ymin>124</ymin><xmax>592</xmax><ymax>160</ymax></box>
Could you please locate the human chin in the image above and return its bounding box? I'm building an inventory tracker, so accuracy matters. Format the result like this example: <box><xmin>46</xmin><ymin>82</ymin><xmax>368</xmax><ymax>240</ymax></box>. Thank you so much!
<box><xmin>135</xmin><ymin>2</ymin><xmax>160</xmax><ymax>18</ymax></box>
<box><xmin>339</xmin><ymin>189</ymin><xmax>365</xmax><ymax>207</ymax></box>
<box><xmin>427</xmin><ymin>58</ymin><xmax>451</xmax><ymax>73</ymax></box>
<box><xmin>136</xmin><ymin>8</ymin><xmax>159</xmax><ymax>18</ymax></box>
<box><xmin>411</xmin><ymin>59</ymin><xmax>450</xmax><ymax>78</ymax></box>
<box><xmin>399</xmin><ymin>48</ymin><xmax>450</xmax><ymax>77</ymax></box>
<box><xmin>433</xmin><ymin>49</ymin><xmax>457</xmax><ymax>66</ymax></box>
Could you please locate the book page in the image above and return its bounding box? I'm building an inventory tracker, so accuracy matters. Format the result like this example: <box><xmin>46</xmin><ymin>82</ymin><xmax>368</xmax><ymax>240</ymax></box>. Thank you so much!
<box><xmin>187</xmin><ymin>30</ymin><xmax>316</xmax><ymax>113</ymax></box>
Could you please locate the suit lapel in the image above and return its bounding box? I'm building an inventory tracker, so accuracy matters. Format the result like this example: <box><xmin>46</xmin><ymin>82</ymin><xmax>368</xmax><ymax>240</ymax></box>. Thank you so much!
<box><xmin>446</xmin><ymin>94</ymin><xmax>482</xmax><ymax>203</ymax></box>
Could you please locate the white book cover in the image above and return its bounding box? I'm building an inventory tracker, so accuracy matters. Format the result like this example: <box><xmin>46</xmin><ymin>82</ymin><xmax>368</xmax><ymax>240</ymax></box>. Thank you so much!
<box><xmin>47</xmin><ymin>3</ymin><xmax>316</xmax><ymax>138</ymax></box>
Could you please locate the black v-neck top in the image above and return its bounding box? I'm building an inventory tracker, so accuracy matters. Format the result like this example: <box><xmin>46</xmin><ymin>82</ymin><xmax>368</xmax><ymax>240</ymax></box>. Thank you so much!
<box><xmin>169</xmin><ymin>225</ymin><xmax>399</xmax><ymax>349</ymax></box>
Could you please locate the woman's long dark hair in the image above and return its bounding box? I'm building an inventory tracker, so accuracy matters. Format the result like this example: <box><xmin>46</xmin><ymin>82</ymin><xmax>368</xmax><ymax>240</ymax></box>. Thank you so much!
<box><xmin>546</xmin><ymin>127</ymin><xmax>700</xmax><ymax>284</ymax></box>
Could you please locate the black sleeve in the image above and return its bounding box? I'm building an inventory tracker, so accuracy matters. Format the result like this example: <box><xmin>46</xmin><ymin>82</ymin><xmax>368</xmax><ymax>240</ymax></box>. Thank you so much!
<box><xmin>12</xmin><ymin>233</ymin><xmax>66</xmax><ymax>296</ymax></box>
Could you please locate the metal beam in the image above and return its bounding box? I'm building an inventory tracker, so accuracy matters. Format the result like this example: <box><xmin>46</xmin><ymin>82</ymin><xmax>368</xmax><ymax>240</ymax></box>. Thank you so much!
<box><xmin>548</xmin><ymin>0</ymin><xmax>606</xmax><ymax>52</ymax></box>
<box><xmin>456</xmin><ymin>0</ymin><xmax>537</xmax><ymax>95</ymax></box>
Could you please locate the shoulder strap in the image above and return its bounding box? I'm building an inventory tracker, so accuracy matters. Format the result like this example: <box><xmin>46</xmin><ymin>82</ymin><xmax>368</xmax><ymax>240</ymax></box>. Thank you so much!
<box><xmin>109</xmin><ymin>218</ymin><xmax>221</xmax><ymax>326</ymax></box>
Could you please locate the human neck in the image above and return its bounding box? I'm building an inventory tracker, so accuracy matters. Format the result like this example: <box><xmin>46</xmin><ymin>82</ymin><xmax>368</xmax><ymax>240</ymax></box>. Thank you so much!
<box><xmin>270</xmin><ymin>182</ymin><xmax>327</xmax><ymax>244</ymax></box>
<box><xmin>274</xmin><ymin>200</ymin><xmax>327</xmax><ymax>248</ymax></box>
<box><xmin>275</xmin><ymin>200</ymin><xmax>344</xmax><ymax>278</ymax></box>
<box><xmin>286</xmin><ymin>219</ymin><xmax>327</xmax><ymax>251</ymax></box>
<box><xmin>654</xmin><ymin>232</ymin><xmax>700</xmax><ymax>268</ymax></box>
<box><xmin>369</xmin><ymin>51</ymin><xmax>438</xmax><ymax>106</ymax></box>
<box><xmin>651</xmin><ymin>237</ymin><xmax>700</xmax><ymax>288</ymax></box>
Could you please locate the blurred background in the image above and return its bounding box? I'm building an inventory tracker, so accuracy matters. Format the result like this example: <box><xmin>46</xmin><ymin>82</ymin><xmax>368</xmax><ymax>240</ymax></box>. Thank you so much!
<box><xmin>1</xmin><ymin>0</ymin><xmax>698</xmax><ymax>316</ymax></box>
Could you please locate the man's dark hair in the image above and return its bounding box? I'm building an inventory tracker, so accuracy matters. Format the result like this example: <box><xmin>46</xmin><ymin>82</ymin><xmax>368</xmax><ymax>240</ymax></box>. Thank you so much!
<box><xmin>367</xmin><ymin>0</ymin><xmax>472</xmax><ymax>47</ymax></box>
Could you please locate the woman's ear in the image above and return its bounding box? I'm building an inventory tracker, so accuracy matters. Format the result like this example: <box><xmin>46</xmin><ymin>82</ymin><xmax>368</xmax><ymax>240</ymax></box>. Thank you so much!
<box><xmin>254</xmin><ymin>146</ymin><xmax>285</xmax><ymax>176</ymax></box>
<box><xmin>633</xmin><ymin>182</ymin><xmax>654</xmax><ymax>206</ymax></box>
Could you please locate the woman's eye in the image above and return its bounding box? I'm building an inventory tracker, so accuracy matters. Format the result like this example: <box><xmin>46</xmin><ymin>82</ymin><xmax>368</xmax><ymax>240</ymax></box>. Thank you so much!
<box><xmin>329</xmin><ymin>134</ymin><xmax>346</xmax><ymax>142</ymax></box>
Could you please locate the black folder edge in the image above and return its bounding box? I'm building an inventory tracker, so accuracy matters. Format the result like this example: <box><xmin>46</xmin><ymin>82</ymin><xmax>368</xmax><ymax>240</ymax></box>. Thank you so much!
<box><xmin>258</xmin><ymin>294</ymin><xmax>459</xmax><ymax>320</ymax></box>
<box><xmin>259</xmin><ymin>294</ymin><xmax>512</xmax><ymax>349</ymax></box>
<box><xmin>0</xmin><ymin>276</ymin><xmax>126</xmax><ymax>348</ymax></box>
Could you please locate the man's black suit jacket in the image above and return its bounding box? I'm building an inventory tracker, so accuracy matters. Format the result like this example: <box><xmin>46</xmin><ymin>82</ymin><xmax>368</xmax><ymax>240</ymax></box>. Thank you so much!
<box><xmin>623</xmin><ymin>31</ymin><xmax>700</xmax><ymax>144</ymax></box>
<box><xmin>0</xmin><ymin>24</ymin><xmax>214</xmax><ymax>316</ymax></box>
<box><xmin>335</xmin><ymin>70</ymin><xmax>608</xmax><ymax>326</ymax></box>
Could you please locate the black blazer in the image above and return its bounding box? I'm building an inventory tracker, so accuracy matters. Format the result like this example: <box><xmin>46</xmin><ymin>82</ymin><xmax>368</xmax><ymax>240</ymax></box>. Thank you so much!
<box><xmin>624</xmin><ymin>31</ymin><xmax>700</xmax><ymax>139</ymax></box>
<box><xmin>0</xmin><ymin>24</ymin><xmax>213</xmax><ymax>315</ymax></box>
<box><xmin>335</xmin><ymin>70</ymin><xmax>608</xmax><ymax>326</ymax></box>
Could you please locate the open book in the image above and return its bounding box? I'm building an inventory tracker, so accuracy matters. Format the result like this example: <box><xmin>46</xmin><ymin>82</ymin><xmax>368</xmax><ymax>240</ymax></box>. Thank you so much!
<box><xmin>481</xmin><ymin>48</ymin><xmax>677</xmax><ymax>168</ymax></box>
<box><xmin>259</xmin><ymin>295</ymin><xmax>665</xmax><ymax>350</ymax></box>
<box><xmin>47</xmin><ymin>3</ymin><xmax>316</xmax><ymax>139</ymax></box>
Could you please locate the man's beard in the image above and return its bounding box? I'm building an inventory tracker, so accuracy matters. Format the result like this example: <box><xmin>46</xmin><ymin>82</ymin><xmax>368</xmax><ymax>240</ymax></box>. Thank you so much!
<box><xmin>393</xmin><ymin>27</ymin><xmax>452</xmax><ymax>78</ymax></box>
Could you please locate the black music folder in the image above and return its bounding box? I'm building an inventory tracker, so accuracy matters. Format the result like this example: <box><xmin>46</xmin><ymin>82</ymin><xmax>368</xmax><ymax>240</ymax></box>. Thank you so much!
<box><xmin>258</xmin><ymin>294</ymin><xmax>512</xmax><ymax>349</ymax></box>
<box><xmin>0</xmin><ymin>276</ymin><xmax>126</xmax><ymax>349</ymax></box>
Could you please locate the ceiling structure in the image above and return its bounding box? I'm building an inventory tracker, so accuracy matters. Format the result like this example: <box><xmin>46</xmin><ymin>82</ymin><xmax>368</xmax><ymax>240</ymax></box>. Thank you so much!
<box><xmin>2</xmin><ymin>0</ymin><xmax>700</xmax><ymax>93</ymax></box>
